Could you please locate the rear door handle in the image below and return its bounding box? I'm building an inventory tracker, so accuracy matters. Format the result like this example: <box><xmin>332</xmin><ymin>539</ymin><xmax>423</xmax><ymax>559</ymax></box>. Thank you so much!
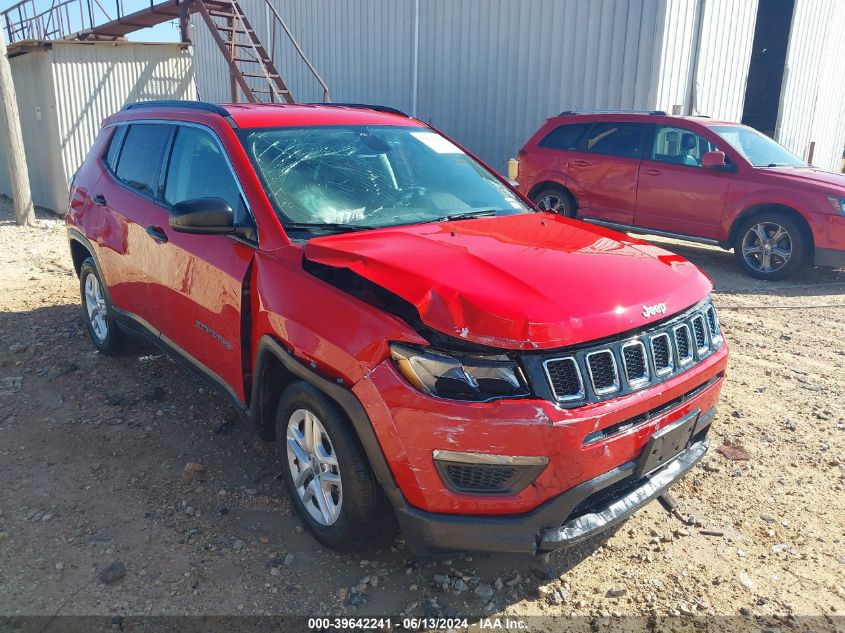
<box><xmin>145</xmin><ymin>225</ymin><xmax>168</xmax><ymax>243</ymax></box>
<box><xmin>644</xmin><ymin>169</ymin><xmax>663</xmax><ymax>176</ymax></box>
<box><xmin>92</xmin><ymin>194</ymin><xmax>107</xmax><ymax>206</ymax></box>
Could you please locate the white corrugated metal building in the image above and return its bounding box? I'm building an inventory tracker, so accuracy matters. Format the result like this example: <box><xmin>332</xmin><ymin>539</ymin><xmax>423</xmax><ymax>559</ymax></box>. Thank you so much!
<box><xmin>0</xmin><ymin>40</ymin><xmax>196</xmax><ymax>212</ymax></box>
<box><xmin>191</xmin><ymin>0</ymin><xmax>845</xmax><ymax>174</ymax></box>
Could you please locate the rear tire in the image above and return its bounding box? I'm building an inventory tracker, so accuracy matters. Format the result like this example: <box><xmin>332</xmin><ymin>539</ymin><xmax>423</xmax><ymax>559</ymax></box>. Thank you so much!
<box><xmin>733</xmin><ymin>212</ymin><xmax>807</xmax><ymax>280</ymax></box>
<box><xmin>275</xmin><ymin>381</ymin><xmax>385</xmax><ymax>552</ymax></box>
<box><xmin>532</xmin><ymin>185</ymin><xmax>577</xmax><ymax>218</ymax></box>
<box><xmin>79</xmin><ymin>257</ymin><xmax>124</xmax><ymax>355</ymax></box>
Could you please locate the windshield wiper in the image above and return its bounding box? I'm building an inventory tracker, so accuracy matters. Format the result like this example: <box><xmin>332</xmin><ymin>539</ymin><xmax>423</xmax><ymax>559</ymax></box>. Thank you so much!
<box><xmin>283</xmin><ymin>222</ymin><xmax>378</xmax><ymax>233</ymax></box>
<box><xmin>429</xmin><ymin>210</ymin><xmax>500</xmax><ymax>223</ymax></box>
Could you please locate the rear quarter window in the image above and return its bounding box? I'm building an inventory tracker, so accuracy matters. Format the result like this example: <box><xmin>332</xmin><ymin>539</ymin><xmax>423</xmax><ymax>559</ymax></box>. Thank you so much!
<box><xmin>104</xmin><ymin>126</ymin><xmax>127</xmax><ymax>172</ymax></box>
<box><xmin>114</xmin><ymin>124</ymin><xmax>172</xmax><ymax>197</ymax></box>
<box><xmin>538</xmin><ymin>123</ymin><xmax>588</xmax><ymax>150</ymax></box>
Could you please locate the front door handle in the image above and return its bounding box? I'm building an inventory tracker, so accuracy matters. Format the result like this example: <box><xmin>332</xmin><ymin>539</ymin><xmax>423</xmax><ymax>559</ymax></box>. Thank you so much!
<box><xmin>92</xmin><ymin>194</ymin><xmax>107</xmax><ymax>206</ymax></box>
<box><xmin>644</xmin><ymin>168</ymin><xmax>663</xmax><ymax>176</ymax></box>
<box><xmin>145</xmin><ymin>225</ymin><xmax>168</xmax><ymax>243</ymax></box>
<box><xmin>572</xmin><ymin>159</ymin><xmax>592</xmax><ymax>167</ymax></box>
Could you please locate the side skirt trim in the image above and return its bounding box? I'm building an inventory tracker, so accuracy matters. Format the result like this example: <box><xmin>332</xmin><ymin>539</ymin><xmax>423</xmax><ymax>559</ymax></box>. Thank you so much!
<box><xmin>581</xmin><ymin>218</ymin><xmax>722</xmax><ymax>246</ymax></box>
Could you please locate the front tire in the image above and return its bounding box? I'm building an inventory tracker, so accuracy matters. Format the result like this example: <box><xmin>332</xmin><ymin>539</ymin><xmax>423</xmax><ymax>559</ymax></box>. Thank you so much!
<box><xmin>733</xmin><ymin>212</ymin><xmax>807</xmax><ymax>280</ymax></box>
<box><xmin>532</xmin><ymin>185</ymin><xmax>577</xmax><ymax>218</ymax></box>
<box><xmin>79</xmin><ymin>257</ymin><xmax>124</xmax><ymax>355</ymax></box>
<box><xmin>275</xmin><ymin>381</ymin><xmax>384</xmax><ymax>551</ymax></box>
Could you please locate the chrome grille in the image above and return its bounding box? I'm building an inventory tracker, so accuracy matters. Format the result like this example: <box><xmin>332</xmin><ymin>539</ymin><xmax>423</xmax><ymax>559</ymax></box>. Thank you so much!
<box><xmin>543</xmin><ymin>357</ymin><xmax>584</xmax><ymax>402</ymax></box>
<box><xmin>691</xmin><ymin>315</ymin><xmax>708</xmax><ymax>354</ymax></box>
<box><xmin>586</xmin><ymin>350</ymin><xmax>619</xmax><ymax>395</ymax></box>
<box><xmin>541</xmin><ymin>299</ymin><xmax>723</xmax><ymax>405</ymax></box>
<box><xmin>651</xmin><ymin>333</ymin><xmax>673</xmax><ymax>375</ymax></box>
<box><xmin>621</xmin><ymin>341</ymin><xmax>649</xmax><ymax>388</ymax></box>
<box><xmin>705</xmin><ymin>305</ymin><xmax>721</xmax><ymax>342</ymax></box>
<box><xmin>674</xmin><ymin>324</ymin><xmax>693</xmax><ymax>365</ymax></box>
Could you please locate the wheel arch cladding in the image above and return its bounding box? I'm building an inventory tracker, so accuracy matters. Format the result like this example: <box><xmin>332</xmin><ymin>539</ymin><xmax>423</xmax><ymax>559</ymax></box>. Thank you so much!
<box><xmin>249</xmin><ymin>335</ymin><xmax>401</xmax><ymax>495</ymax></box>
<box><xmin>528</xmin><ymin>180</ymin><xmax>572</xmax><ymax>202</ymax></box>
<box><xmin>69</xmin><ymin>237</ymin><xmax>92</xmax><ymax>276</ymax></box>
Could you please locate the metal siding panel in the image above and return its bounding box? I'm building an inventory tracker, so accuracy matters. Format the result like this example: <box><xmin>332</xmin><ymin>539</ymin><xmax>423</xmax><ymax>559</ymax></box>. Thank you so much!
<box><xmin>49</xmin><ymin>42</ymin><xmax>196</xmax><ymax>207</ymax></box>
<box><xmin>0</xmin><ymin>42</ymin><xmax>195</xmax><ymax>211</ymax></box>
<box><xmin>690</xmin><ymin>0</ymin><xmax>756</xmax><ymax>120</ymax></box>
<box><xmin>2</xmin><ymin>51</ymin><xmax>61</xmax><ymax>210</ymax></box>
<box><xmin>775</xmin><ymin>0</ymin><xmax>832</xmax><ymax>162</ymax></box>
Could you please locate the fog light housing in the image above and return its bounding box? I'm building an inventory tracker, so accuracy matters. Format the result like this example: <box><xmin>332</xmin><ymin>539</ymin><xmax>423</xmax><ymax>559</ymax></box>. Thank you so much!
<box><xmin>433</xmin><ymin>450</ymin><xmax>548</xmax><ymax>495</ymax></box>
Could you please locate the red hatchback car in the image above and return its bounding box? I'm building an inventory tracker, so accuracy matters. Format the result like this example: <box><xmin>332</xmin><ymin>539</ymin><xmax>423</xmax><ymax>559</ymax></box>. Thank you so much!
<box><xmin>67</xmin><ymin>101</ymin><xmax>727</xmax><ymax>554</ymax></box>
<box><xmin>517</xmin><ymin>111</ymin><xmax>845</xmax><ymax>279</ymax></box>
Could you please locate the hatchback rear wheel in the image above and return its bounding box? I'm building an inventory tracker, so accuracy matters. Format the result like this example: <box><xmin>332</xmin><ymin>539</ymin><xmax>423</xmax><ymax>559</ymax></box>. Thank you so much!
<box><xmin>532</xmin><ymin>185</ymin><xmax>577</xmax><ymax>218</ymax></box>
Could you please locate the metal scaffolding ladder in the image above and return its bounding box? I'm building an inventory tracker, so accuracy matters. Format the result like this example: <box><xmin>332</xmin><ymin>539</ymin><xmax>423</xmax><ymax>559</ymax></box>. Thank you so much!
<box><xmin>195</xmin><ymin>0</ymin><xmax>293</xmax><ymax>103</ymax></box>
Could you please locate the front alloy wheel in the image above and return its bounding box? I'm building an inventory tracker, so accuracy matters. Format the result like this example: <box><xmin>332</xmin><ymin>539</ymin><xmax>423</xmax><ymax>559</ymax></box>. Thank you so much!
<box><xmin>286</xmin><ymin>408</ymin><xmax>343</xmax><ymax>526</ymax></box>
<box><xmin>740</xmin><ymin>222</ymin><xmax>793</xmax><ymax>274</ymax></box>
<box><xmin>275</xmin><ymin>381</ymin><xmax>388</xmax><ymax>551</ymax></box>
<box><xmin>734</xmin><ymin>212</ymin><xmax>806</xmax><ymax>280</ymax></box>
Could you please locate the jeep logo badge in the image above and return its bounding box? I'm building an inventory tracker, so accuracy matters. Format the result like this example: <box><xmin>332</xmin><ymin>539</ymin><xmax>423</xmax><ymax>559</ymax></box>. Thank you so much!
<box><xmin>642</xmin><ymin>303</ymin><xmax>667</xmax><ymax>318</ymax></box>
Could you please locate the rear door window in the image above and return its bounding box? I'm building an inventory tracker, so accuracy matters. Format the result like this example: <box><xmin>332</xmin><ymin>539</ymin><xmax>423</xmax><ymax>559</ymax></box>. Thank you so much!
<box><xmin>114</xmin><ymin>124</ymin><xmax>172</xmax><ymax>197</ymax></box>
<box><xmin>538</xmin><ymin>123</ymin><xmax>589</xmax><ymax>150</ymax></box>
<box><xmin>583</xmin><ymin>122</ymin><xmax>647</xmax><ymax>159</ymax></box>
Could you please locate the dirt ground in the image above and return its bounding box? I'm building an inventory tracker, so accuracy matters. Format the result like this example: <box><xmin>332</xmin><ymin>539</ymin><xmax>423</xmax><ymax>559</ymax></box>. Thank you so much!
<box><xmin>1</xmin><ymin>198</ymin><xmax>844</xmax><ymax>629</ymax></box>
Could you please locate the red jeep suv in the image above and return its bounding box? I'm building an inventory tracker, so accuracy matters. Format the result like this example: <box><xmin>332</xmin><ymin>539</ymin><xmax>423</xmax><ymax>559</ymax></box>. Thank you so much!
<box><xmin>67</xmin><ymin>101</ymin><xmax>728</xmax><ymax>554</ymax></box>
<box><xmin>517</xmin><ymin>111</ymin><xmax>845</xmax><ymax>280</ymax></box>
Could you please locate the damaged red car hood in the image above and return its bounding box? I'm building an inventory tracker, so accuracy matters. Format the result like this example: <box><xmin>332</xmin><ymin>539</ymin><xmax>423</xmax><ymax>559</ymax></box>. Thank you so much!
<box><xmin>303</xmin><ymin>213</ymin><xmax>713</xmax><ymax>350</ymax></box>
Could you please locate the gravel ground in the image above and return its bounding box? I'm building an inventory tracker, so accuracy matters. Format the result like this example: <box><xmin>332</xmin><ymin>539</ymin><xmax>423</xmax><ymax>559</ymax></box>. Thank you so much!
<box><xmin>1</xmin><ymin>199</ymin><xmax>844</xmax><ymax>630</ymax></box>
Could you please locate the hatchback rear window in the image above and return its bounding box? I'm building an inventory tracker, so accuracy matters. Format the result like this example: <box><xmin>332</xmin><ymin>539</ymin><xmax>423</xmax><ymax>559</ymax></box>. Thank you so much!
<box><xmin>538</xmin><ymin>123</ymin><xmax>588</xmax><ymax>151</ymax></box>
<box><xmin>114</xmin><ymin>124</ymin><xmax>171</xmax><ymax>196</ymax></box>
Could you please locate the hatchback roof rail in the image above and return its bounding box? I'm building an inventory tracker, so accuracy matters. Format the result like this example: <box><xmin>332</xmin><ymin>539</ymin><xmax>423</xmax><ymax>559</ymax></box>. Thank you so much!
<box><xmin>558</xmin><ymin>109</ymin><xmax>667</xmax><ymax>116</ymax></box>
<box><xmin>308</xmin><ymin>102</ymin><xmax>410</xmax><ymax>117</ymax></box>
<box><xmin>123</xmin><ymin>100</ymin><xmax>231</xmax><ymax>117</ymax></box>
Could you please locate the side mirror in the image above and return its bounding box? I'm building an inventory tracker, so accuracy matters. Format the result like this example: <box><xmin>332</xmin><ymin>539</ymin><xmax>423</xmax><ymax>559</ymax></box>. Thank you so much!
<box><xmin>170</xmin><ymin>197</ymin><xmax>236</xmax><ymax>234</ymax></box>
<box><xmin>701</xmin><ymin>151</ymin><xmax>727</xmax><ymax>169</ymax></box>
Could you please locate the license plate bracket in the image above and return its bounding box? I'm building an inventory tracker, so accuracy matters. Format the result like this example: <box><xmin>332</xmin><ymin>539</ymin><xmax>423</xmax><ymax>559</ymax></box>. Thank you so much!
<box><xmin>635</xmin><ymin>408</ymin><xmax>700</xmax><ymax>477</ymax></box>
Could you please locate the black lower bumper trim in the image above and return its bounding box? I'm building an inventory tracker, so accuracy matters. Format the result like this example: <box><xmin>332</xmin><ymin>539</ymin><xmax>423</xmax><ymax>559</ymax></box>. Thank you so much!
<box><xmin>392</xmin><ymin>414</ymin><xmax>712</xmax><ymax>555</ymax></box>
<box><xmin>815</xmin><ymin>247</ymin><xmax>845</xmax><ymax>269</ymax></box>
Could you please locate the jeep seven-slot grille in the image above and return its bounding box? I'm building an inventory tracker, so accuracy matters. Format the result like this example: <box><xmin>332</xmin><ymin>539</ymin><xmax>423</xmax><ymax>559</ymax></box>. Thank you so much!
<box><xmin>544</xmin><ymin>357</ymin><xmax>583</xmax><ymax>401</ymax></box>
<box><xmin>541</xmin><ymin>299</ymin><xmax>722</xmax><ymax>406</ymax></box>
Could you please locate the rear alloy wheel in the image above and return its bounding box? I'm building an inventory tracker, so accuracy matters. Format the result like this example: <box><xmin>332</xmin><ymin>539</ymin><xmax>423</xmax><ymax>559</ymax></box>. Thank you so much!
<box><xmin>532</xmin><ymin>186</ymin><xmax>577</xmax><ymax>218</ymax></box>
<box><xmin>734</xmin><ymin>213</ymin><xmax>806</xmax><ymax>280</ymax></box>
<box><xmin>79</xmin><ymin>257</ymin><xmax>124</xmax><ymax>354</ymax></box>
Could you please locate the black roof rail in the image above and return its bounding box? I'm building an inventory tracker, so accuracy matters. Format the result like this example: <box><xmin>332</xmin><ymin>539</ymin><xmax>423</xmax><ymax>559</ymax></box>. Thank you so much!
<box><xmin>558</xmin><ymin>109</ymin><xmax>667</xmax><ymax>116</ymax></box>
<box><xmin>308</xmin><ymin>102</ymin><xmax>410</xmax><ymax>117</ymax></box>
<box><xmin>123</xmin><ymin>100</ymin><xmax>231</xmax><ymax>117</ymax></box>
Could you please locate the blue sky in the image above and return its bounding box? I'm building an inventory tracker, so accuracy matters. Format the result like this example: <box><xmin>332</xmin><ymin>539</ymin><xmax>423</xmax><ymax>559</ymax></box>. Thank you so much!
<box><xmin>126</xmin><ymin>19</ymin><xmax>180</xmax><ymax>42</ymax></box>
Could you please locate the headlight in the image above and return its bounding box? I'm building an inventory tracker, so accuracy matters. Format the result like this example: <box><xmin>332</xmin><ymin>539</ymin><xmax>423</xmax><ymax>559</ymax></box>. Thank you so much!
<box><xmin>389</xmin><ymin>343</ymin><xmax>529</xmax><ymax>401</ymax></box>
<box><xmin>827</xmin><ymin>196</ymin><xmax>845</xmax><ymax>215</ymax></box>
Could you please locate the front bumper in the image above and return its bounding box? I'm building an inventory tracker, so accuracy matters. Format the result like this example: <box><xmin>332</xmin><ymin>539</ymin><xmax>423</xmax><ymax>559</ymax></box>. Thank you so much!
<box><xmin>815</xmin><ymin>247</ymin><xmax>845</xmax><ymax>269</ymax></box>
<box><xmin>391</xmin><ymin>411</ymin><xmax>712</xmax><ymax>554</ymax></box>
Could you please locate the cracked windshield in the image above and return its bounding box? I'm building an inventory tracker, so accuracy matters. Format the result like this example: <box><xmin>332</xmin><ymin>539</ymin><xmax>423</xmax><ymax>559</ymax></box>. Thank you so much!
<box><xmin>242</xmin><ymin>125</ymin><xmax>530</xmax><ymax>234</ymax></box>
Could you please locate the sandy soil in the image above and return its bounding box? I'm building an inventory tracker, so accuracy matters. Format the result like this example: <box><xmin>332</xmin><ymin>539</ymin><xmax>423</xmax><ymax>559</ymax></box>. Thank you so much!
<box><xmin>0</xmin><ymin>199</ymin><xmax>843</xmax><ymax>629</ymax></box>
